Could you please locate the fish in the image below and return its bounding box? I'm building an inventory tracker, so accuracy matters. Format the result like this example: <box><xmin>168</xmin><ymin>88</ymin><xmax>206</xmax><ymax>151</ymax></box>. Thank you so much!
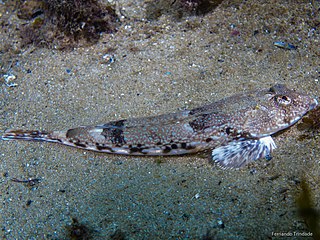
<box><xmin>1</xmin><ymin>84</ymin><xmax>318</xmax><ymax>168</ymax></box>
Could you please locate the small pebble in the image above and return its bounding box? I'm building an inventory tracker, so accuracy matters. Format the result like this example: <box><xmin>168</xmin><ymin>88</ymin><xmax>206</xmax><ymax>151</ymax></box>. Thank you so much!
<box><xmin>102</xmin><ymin>54</ymin><xmax>116</xmax><ymax>65</ymax></box>
<box><xmin>217</xmin><ymin>218</ymin><xmax>225</xmax><ymax>228</ymax></box>
<box><xmin>273</xmin><ymin>41</ymin><xmax>296</xmax><ymax>50</ymax></box>
<box><xmin>3</xmin><ymin>73</ymin><xmax>17</xmax><ymax>87</ymax></box>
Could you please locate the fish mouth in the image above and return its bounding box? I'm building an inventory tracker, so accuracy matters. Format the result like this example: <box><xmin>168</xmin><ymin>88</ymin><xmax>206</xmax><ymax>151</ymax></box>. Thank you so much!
<box><xmin>309</xmin><ymin>98</ymin><xmax>318</xmax><ymax>110</ymax></box>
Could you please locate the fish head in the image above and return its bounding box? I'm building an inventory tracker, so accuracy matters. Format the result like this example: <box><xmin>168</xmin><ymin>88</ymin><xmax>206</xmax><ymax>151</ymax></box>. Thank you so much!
<box><xmin>244</xmin><ymin>84</ymin><xmax>318</xmax><ymax>137</ymax></box>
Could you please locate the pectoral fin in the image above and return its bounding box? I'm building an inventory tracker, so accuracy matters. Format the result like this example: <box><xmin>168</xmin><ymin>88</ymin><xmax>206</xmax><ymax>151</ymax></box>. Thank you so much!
<box><xmin>212</xmin><ymin>136</ymin><xmax>276</xmax><ymax>169</ymax></box>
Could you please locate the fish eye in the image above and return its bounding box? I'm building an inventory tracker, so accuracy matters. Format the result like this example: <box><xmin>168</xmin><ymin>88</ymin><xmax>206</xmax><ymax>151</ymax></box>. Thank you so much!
<box><xmin>275</xmin><ymin>95</ymin><xmax>291</xmax><ymax>105</ymax></box>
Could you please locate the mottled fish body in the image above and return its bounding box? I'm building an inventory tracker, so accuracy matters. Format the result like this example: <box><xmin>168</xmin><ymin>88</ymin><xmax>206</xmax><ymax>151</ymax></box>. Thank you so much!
<box><xmin>2</xmin><ymin>84</ymin><xmax>318</xmax><ymax>168</ymax></box>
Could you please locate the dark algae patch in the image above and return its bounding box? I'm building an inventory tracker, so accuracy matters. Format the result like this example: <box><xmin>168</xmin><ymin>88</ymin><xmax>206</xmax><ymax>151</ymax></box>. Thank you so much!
<box><xmin>110</xmin><ymin>229</ymin><xmax>127</xmax><ymax>240</ymax></box>
<box><xmin>16</xmin><ymin>0</ymin><xmax>119</xmax><ymax>49</ymax></box>
<box><xmin>65</xmin><ymin>217</ymin><xmax>94</xmax><ymax>240</ymax></box>
<box><xmin>296</xmin><ymin>178</ymin><xmax>320</xmax><ymax>240</ymax></box>
<box><xmin>145</xmin><ymin>0</ymin><xmax>224</xmax><ymax>20</ymax></box>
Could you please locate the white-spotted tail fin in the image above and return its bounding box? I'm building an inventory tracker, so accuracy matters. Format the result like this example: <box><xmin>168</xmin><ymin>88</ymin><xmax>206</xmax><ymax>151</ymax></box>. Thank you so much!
<box><xmin>212</xmin><ymin>136</ymin><xmax>277</xmax><ymax>169</ymax></box>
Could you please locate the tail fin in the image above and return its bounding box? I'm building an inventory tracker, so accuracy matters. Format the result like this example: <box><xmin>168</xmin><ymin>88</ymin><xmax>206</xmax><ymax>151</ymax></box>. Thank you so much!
<box><xmin>2</xmin><ymin>129</ymin><xmax>55</xmax><ymax>142</ymax></box>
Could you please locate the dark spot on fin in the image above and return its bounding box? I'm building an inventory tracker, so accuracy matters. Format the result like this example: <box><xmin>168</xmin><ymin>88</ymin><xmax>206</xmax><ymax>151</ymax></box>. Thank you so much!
<box><xmin>74</xmin><ymin>142</ymin><xmax>87</xmax><ymax>148</ymax></box>
<box><xmin>103</xmin><ymin>119</ymin><xmax>126</xmax><ymax>128</ymax></box>
<box><xmin>163</xmin><ymin>146</ymin><xmax>171</xmax><ymax>153</ymax></box>
<box><xmin>189</xmin><ymin>114</ymin><xmax>210</xmax><ymax>131</ymax></box>
<box><xmin>101</xmin><ymin>120</ymin><xmax>127</xmax><ymax>145</ymax></box>
<box><xmin>181</xmin><ymin>143</ymin><xmax>187</xmax><ymax>149</ymax></box>
<box><xmin>111</xmin><ymin>128</ymin><xmax>126</xmax><ymax>144</ymax></box>
<box><xmin>96</xmin><ymin>143</ymin><xmax>114</xmax><ymax>152</ymax></box>
<box><xmin>171</xmin><ymin>144</ymin><xmax>178</xmax><ymax>149</ymax></box>
<box><xmin>66</xmin><ymin>128</ymin><xmax>80</xmax><ymax>138</ymax></box>
<box><xmin>130</xmin><ymin>147</ymin><xmax>140</xmax><ymax>153</ymax></box>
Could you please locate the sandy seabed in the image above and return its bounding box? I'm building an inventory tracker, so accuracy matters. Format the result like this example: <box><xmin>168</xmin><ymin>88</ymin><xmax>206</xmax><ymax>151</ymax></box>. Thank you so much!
<box><xmin>1</xmin><ymin>0</ymin><xmax>319</xmax><ymax>239</ymax></box>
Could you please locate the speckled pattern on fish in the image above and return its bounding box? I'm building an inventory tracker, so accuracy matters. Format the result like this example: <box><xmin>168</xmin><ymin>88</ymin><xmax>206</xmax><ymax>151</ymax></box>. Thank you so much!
<box><xmin>2</xmin><ymin>84</ymin><xmax>318</xmax><ymax>168</ymax></box>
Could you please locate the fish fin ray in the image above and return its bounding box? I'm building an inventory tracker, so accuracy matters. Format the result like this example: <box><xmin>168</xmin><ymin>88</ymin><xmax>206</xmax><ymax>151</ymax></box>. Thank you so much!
<box><xmin>212</xmin><ymin>136</ymin><xmax>276</xmax><ymax>169</ymax></box>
